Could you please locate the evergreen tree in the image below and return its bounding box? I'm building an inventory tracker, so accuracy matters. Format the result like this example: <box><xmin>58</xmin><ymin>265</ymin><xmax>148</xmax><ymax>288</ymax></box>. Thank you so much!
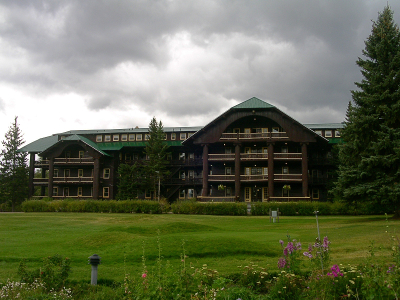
<box><xmin>335</xmin><ymin>6</ymin><xmax>400</xmax><ymax>216</ymax></box>
<box><xmin>116</xmin><ymin>163</ymin><xmax>146</xmax><ymax>200</ymax></box>
<box><xmin>144</xmin><ymin>117</ymin><xmax>170</xmax><ymax>200</ymax></box>
<box><xmin>0</xmin><ymin>117</ymin><xmax>28</xmax><ymax>211</ymax></box>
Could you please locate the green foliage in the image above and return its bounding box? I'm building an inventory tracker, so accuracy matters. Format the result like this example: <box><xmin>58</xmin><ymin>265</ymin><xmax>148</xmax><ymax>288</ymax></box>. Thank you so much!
<box><xmin>335</xmin><ymin>6</ymin><xmax>400</xmax><ymax>217</ymax></box>
<box><xmin>18</xmin><ymin>254</ymin><xmax>71</xmax><ymax>291</ymax></box>
<box><xmin>144</xmin><ymin>117</ymin><xmax>170</xmax><ymax>200</ymax></box>
<box><xmin>0</xmin><ymin>116</ymin><xmax>28</xmax><ymax>211</ymax></box>
<box><xmin>21</xmin><ymin>199</ymin><xmax>163</xmax><ymax>213</ymax></box>
<box><xmin>116</xmin><ymin>163</ymin><xmax>146</xmax><ymax>200</ymax></box>
<box><xmin>171</xmin><ymin>200</ymin><xmax>247</xmax><ymax>215</ymax></box>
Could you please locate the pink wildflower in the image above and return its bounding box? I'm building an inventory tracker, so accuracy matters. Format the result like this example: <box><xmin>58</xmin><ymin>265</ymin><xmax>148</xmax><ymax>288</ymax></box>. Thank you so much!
<box><xmin>278</xmin><ymin>257</ymin><xmax>287</xmax><ymax>269</ymax></box>
<box><xmin>142</xmin><ymin>273</ymin><xmax>147</xmax><ymax>278</ymax></box>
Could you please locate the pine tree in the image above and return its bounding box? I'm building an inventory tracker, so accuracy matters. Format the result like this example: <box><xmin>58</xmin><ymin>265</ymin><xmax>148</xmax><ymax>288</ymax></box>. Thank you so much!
<box><xmin>116</xmin><ymin>163</ymin><xmax>146</xmax><ymax>200</ymax></box>
<box><xmin>0</xmin><ymin>117</ymin><xmax>28</xmax><ymax>211</ymax></box>
<box><xmin>335</xmin><ymin>6</ymin><xmax>400</xmax><ymax>216</ymax></box>
<box><xmin>144</xmin><ymin>117</ymin><xmax>170</xmax><ymax>200</ymax></box>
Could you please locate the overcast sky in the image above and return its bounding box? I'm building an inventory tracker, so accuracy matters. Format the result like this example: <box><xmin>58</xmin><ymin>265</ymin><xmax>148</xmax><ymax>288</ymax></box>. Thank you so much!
<box><xmin>1</xmin><ymin>0</ymin><xmax>400</xmax><ymax>146</ymax></box>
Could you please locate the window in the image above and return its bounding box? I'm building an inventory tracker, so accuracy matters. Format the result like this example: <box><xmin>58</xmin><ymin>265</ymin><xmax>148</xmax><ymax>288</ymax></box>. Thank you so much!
<box><xmin>324</xmin><ymin>130</ymin><xmax>332</xmax><ymax>138</ymax></box>
<box><xmin>188</xmin><ymin>170</ymin><xmax>194</xmax><ymax>179</ymax></box>
<box><xmin>164</xmin><ymin>134</ymin><xmax>167</xmax><ymax>140</ymax></box>
<box><xmin>180</xmin><ymin>171</ymin><xmax>185</xmax><ymax>180</ymax></box>
<box><xmin>63</xmin><ymin>187</ymin><xmax>69</xmax><ymax>197</ymax></box>
<box><xmin>103</xmin><ymin>187</ymin><xmax>109</xmax><ymax>198</ymax></box>
<box><xmin>245</xmin><ymin>167</ymin><xmax>251</xmax><ymax>175</ymax></box>
<box><xmin>282</xmin><ymin>187</ymin><xmax>290</xmax><ymax>197</ymax></box>
<box><xmin>225</xmin><ymin>167</ymin><xmax>232</xmax><ymax>175</ymax></box>
<box><xmin>233</xmin><ymin>128</ymin><xmax>240</xmax><ymax>133</ymax></box>
<box><xmin>167</xmin><ymin>153</ymin><xmax>172</xmax><ymax>160</ymax></box>
<box><xmin>225</xmin><ymin>187</ymin><xmax>232</xmax><ymax>197</ymax></box>
<box><xmin>145</xmin><ymin>190</ymin><xmax>151</xmax><ymax>199</ymax></box>
<box><xmin>78</xmin><ymin>169</ymin><xmax>83</xmax><ymax>178</ymax></box>
<box><xmin>244</xmin><ymin>128</ymin><xmax>251</xmax><ymax>134</ymax></box>
<box><xmin>136</xmin><ymin>134</ymin><xmax>142</xmax><ymax>141</ymax></box>
<box><xmin>263</xmin><ymin>167</ymin><xmax>268</xmax><ymax>175</ymax></box>
<box><xmin>315</xmin><ymin>130</ymin><xmax>322</xmax><ymax>136</ymax></box>
<box><xmin>262</xmin><ymin>187</ymin><xmax>269</xmax><ymax>201</ymax></box>
<box><xmin>145</xmin><ymin>134</ymin><xmax>150</xmax><ymax>141</ymax></box>
<box><xmin>262</xmin><ymin>128</ymin><xmax>268</xmax><ymax>133</ymax></box>
<box><xmin>78</xmin><ymin>187</ymin><xmax>82</xmax><ymax>197</ymax></box>
<box><xmin>188</xmin><ymin>188</ymin><xmax>194</xmax><ymax>198</ymax></box>
<box><xmin>129</xmin><ymin>134</ymin><xmax>135</xmax><ymax>141</ymax></box>
<box><xmin>245</xmin><ymin>147</ymin><xmax>251</xmax><ymax>154</ymax></box>
<box><xmin>53</xmin><ymin>187</ymin><xmax>58</xmax><ymax>196</ymax></box>
<box><xmin>121</xmin><ymin>134</ymin><xmax>128</xmax><ymax>141</ymax></box>
<box><xmin>225</xmin><ymin>147</ymin><xmax>232</xmax><ymax>154</ymax></box>
<box><xmin>272</xmin><ymin>127</ymin><xmax>280</xmax><ymax>133</ymax></box>
<box><xmin>245</xmin><ymin>187</ymin><xmax>251</xmax><ymax>202</ymax></box>
<box><xmin>251</xmin><ymin>167</ymin><xmax>262</xmax><ymax>175</ymax></box>
<box><xmin>103</xmin><ymin>168</ymin><xmax>110</xmax><ymax>179</ymax></box>
<box><xmin>179</xmin><ymin>189</ymin><xmax>185</xmax><ymax>199</ymax></box>
<box><xmin>79</xmin><ymin>151</ymin><xmax>84</xmax><ymax>158</ymax></box>
<box><xmin>312</xmin><ymin>189</ymin><xmax>320</xmax><ymax>199</ymax></box>
<box><xmin>171</xmin><ymin>133</ymin><xmax>176</xmax><ymax>140</ymax></box>
<box><xmin>189</xmin><ymin>153</ymin><xmax>194</xmax><ymax>159</ymax></box>
<box><xmin>335</xmin><ymin>130</ymin><xmax>341</xmax><ymax>137</ymax></box>
<box><xmin>188</xmin><ymin>133</ymin><xmax>193</xmax><ymax>138</ymax></box>
<box><xmin>255</xmin><ymin>128</ymin><xmax>262</xmax><ymax>133</ymax></box>
<box><xmin>262</xmin><ymin>147</ymin><xmax>268</xmax><ymax>153</ymax></box>
<box><xmin>282</xmin><ymin>166</ymin><xmax>289</xmax><ymax>174</ymax></box>
<box><xmin>113</xmin><ymin>135</ymin><xmax>119</xmax><ymax>141</ymax></box>
<box><xmin>125</xmin><ymin>153</ymin><xmax>132</xmax><ymax>161</ymax></box>
<box><xmin>179</xmin><ymin>153</ymin><xmax>185</xmax><ymax>160</ymax></box>
<box><xmin>96</xmin><ymin>135</ymin><xmax>103</xmax><ymax>142</ymax></box>
<box><xmin>65</xmin><ymin>151</ymin><xmax>71</xmax><ymax>158</ymax></box>
<box><xmin>64</xmin><ymin>169</ymin><xmax>70</xmax><ymax>177</ymax></box>
<box><xmin>180</xmin><ymin>133</ymin><xmax>186</xmax><ymax>140</ymax></box>
<box><xmin>54</xmin><ymin>169</ymin><xmax>59</xmax><ymax>178</ymax></box>
<box><xmin>105</xmin><ymin>135</ymin><xmax>111</xmax><ymax>142</ymax></box>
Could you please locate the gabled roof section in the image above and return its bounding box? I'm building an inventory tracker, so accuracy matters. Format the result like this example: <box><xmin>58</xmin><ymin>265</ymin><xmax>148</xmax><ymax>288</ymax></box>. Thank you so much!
<box><xmin>18</xmin><ymin>135</ymin><xmax>59</xmax><ymax>153</ymax></box>
<box><xmin>39</xmin><ymin>134</ymin><xmax>111</xmax><ymax>157</ymax></box>
<box><xmin>232</xmin><ymin>97</ymin><xmax>275</xmax><ymax>109</ymax></box>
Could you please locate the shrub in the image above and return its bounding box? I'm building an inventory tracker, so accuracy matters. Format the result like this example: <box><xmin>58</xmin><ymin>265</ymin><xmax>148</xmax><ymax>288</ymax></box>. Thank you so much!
<box><xmin>171</xmin><ymin>201</ymin><xmax>247</xmax><ymax>215</ymax></box>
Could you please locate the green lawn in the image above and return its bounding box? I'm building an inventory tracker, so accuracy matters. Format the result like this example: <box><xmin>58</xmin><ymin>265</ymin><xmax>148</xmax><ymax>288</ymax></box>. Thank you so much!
<box><xmin>0</xmin><ymin>213</ymin><xmax>398</xmax><ymax>283</ymax></box>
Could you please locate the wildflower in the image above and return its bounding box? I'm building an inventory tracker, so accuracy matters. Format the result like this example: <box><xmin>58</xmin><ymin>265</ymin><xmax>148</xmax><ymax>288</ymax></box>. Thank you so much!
<box><xmin>279</xmin><ymin>240</ymin><xmax>284</xmax><ymax>247</ymax></box>
<box><xmin>327</xmin><ymin>264</ymin><xmax>343</xmax><ymax>277</ymax></box>
<box><xmin>278</xmin><ymin>257</ymin><xmax>287</xmax><ymax>269</ymax></box>
<box><xmin>142</xmin><ymin>273</ymin><xmax>147</xmax><ymax>278</ymax></box>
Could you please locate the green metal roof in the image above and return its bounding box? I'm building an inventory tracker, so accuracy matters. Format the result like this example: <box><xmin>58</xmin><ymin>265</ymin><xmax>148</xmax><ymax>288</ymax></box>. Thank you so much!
<box><xmin>97</xmin><ymin>140</ymin><xmax>183</xmax><ymax>151</ymax></box>
<box><xmin>232</xmin><ymin>97</ymin><xmax>275</xmax><ymax>109</ymax></box>
<box><xmin>59</xmin><ymin>126</ymin><xmax>202</xmax><ymax>135</ymax></box>
<box><xmin>18</xmin><ymin>135</ymin><xmax>59</xmax><ymax>153</ymax></box>
<box><xmin>305</xmin><ymin>123</ymin><xmax>345</xmax><ymax>129</ymax></box>
<box><xmin>62</xmin><ymin>134</ymin><xmax>111</xmax><ymax>156</ymax></box>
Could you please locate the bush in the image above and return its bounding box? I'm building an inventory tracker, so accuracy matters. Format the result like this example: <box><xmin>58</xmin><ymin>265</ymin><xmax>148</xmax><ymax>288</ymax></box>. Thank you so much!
<box><xmin>251</xmin><ymin>202</ymin><xmax>349</xmax><ymax>216</ymax></box>
<box><xmin>21</xmin><ymin>199</ymin><xmax>163</xmax><ymax>214</ymax></box>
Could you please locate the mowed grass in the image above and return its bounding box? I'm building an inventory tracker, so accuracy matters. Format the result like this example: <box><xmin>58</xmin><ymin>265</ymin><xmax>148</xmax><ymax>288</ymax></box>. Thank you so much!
<box><xmin>0</xmin><ymin>213</ymin><xmax>398</xmax><ymax>283</ymax></box>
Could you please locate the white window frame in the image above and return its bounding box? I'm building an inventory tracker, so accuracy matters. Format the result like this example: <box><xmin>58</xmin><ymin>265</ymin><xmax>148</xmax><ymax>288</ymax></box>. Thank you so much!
<box><xmin>129</xmin><ymin>134</ymin><xmax>135</xmax><ymax>141</ymax></box>
<box><xmin>113</xmin><ymin>135</ymin><xmax>119</xmax><ymax>142</ymax></box>
<box><xmin>78</xmin><ymin>187</ymin><xmax>83</xmax><ymax>197</ymax></box>
<box><xmin>78</xmin><ymin>169</ymin><xmax>83</xmax><ymax>178</ymax></box>
<box><xmin>121</xmin><ymin>134</ymin><xmax>128</xmax><ymax>141</ymax></box>
<box><xmin>324</xmin><ymin>130</ymin><xmax>332</xmax><ymax>138</ymax></box>
<box><xmin>335</xmin><ymin>130</ymin><xmax>341</xmax><ymax>137</ymax></box>
<box><xmin>96</xmin><ymin>135</ymin><xmax>103</xmax><ymax>142</ymax></box>
<box><xmin>245</xmin><ymin>187</ymin><xmax>251</xmax><ymax>202</ymax></box>
<box><xmin>180</xmin><ymin>133</ymin><xmax>187</xmax><ymax>140</ymax></box>
<box><xmin>315</xmin><ymin>130</ymin><xmax>322</xmax><ymax>136</ymax></box>
<box><xmin>171</xmin><ymin>133</ymin><xmax>176</xmax><ymax>140</ymax></box>
<box><xmin>103</xmin><ymin>187</ymin><xmax>109</xmax><ymax>198</ymax></box>
<box><xmin>105</xmin><ymin>135</ymin><xmax>111</xmax><ymax>142</ymax></box>
<box><xmin>145</xmin><ymin>134</ymin><xmax>151</xmax><ymax>141</ymax></box>
<box><xmin>103</xmin><ymin>168</ymin><xmax>110</xmax><ymax>179</ymax></box>
<box><xmin>136</xmin><ymin>134</ymin><xmax>142</xmax><ymax>141</ymax></box>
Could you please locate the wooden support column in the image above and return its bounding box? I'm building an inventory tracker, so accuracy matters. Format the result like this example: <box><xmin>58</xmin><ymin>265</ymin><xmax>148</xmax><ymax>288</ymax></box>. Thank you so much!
<box><xmin>48</xmin><ymin>158</ymin><xmax>54</xmax><ymax>198</ymax></box>
<box><xmin>28</xmin><ymin>153</ymin><xmax>35</xmax><ymax>198</ymax></box>
<box><xmin>234</xmin><ymin>143</ymin><xmax>241</xmax><ymax>200</ymax></box>
<box><xmin>41</xmin><ymin>168</ymin><xmax>46</xmax><ymax>196</ymax></box>
<box><xmin>202</xmin><ymin>144</ymin><xmax>209</xmax><ymax>197</ymax></box>
<box><xmin>301</xmin><ymin>143</ymin><xmax>309</xmax><ymax>198</ymax></box>
<box><xmin>93</xmin><ymin>157</ymin><xmax>100</xmax><ymax>199</ymax></box>
<box><xmin>268</xmin><ymin>144</ymin><xmax>274</xmax><ymax>199</ymax></box>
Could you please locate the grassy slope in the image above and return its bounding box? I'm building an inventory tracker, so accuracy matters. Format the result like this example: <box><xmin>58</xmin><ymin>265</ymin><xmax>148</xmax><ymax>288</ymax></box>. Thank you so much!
<box><xmin>0</xmin><ymin>213</ymin><xmax>398</xmax><ymax>283</ymax></box>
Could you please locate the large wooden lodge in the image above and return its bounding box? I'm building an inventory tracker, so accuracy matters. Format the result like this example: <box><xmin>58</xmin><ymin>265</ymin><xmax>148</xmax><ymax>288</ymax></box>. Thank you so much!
<box><xmin>19</xmin><ymin>97</ymin><xmax>343</xmax><ymax>202</ymax></box>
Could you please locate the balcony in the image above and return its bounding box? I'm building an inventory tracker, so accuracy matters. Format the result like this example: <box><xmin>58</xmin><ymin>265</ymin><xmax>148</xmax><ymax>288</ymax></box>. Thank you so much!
<box><xmin>274</xmin><ymin>174</ymin><xmax>302</xmax><ymax>181</ymax></box>
<box><xmin>240</xmin><ymin>174</ymin><xmax>268</xmax><ymax>181</ymax></box>
<box><xmin>208</xmin><ymin>175</ymin><xmax>235</xmax><ymax>181</ymax></box>
<box><xmin>197</xmin><ymin>196</ymin><xmax>236</xmax><ymax>202</ymax></box>
<box><xmin>240</xmin><ymin>153</ymin><xmax>268</xmax><ymax>160</ymax></box>
<box><xmin>220</xmin><ymin>132</ymin><xmax>289</xmax><ymax>141</ymax></box>
<box><xmin>34</xmin><ymin>158</ymin><xmax>95</xmax><ymax>166</ymax></box>
<box><xmin>274</xmin><ymin>153</ymin><xmax>302</xmax><ymax>160</ymax></box>
<box><xmin>208</xmin><ymin>154</ymin><xmax>235</xmax><ymax>161</ymax></box>
<box><xmin>33</xmin><ymin>177</ymin><xmax>94</xmax><ymax>184</ymax></box>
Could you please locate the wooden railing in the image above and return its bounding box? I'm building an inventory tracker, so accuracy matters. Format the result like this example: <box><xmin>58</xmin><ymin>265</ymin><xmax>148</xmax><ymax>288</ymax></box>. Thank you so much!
<box><xmin>273</xmin><ymin>174</ymin><xmax>302</xmax><ymax>181</ymax></box>
<box><xmin>220</xmin><ymin>132</ymin><xmax>289</xmax><ymax>140</ymax></box>
<box><xmin>274</xmin><ymin>153</ymin><xmax>302</xmax><ymax>159</ymax></box>
<box><xmin>208</xmin><ymin>175</ymin><xmax>235</xmax><ymax>181</ymax></box>
<box><xmin>34</xmin><ymin>158</ymin><xmax>94</xmax><ymax>166</ymax></box>
<box><xmin>208</xmin><ymin>154</ymin><xmax>235</xmax><ymax>161</ymax></box>
<box><xmin>240</xmin><ymin>174</ymin><xmax>268</xmax><ymax>181</ymax></box>
<box><xmin>197</xmin><ymin>196</ymin><xmax>236</xmax><ymax>202</ymax></box>
<box><xmin>33</xmin><ymin>177</ymin><xmax>94</xmax><ymax>184</ymax></box>
<box><xmin>240</xmin><ymin>153</ymin><xmax>268</xmax><ymax>160</ymax></box>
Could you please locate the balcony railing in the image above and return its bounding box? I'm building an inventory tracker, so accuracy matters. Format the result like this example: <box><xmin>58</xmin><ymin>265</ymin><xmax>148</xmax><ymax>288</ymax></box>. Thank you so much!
<box><xmin>34</xmin><ymin>158</ymin><xmax>94</xmax><ymax>166</ymax></box>
<box><xmin>240</xmin><ymin>153</ymin><xmax>268</xmax><ymax>160</ymax></box>
<box><xmin>197</xmin><ymin>196</ymin><xmax>236</xmax><ymax>202</ymax></box>
<box><xmin>220</xmin><ymin>132</ymin><xmax>289</xmax><ymax>140</ymax></box>
<box><xmin>33</xmin><ymin>177</ymin><xmax>94</xmax><ymax>184</ymax></box>
<box><xmin>208</xmin><ymin>154</ymin><xmax>235</xmax><ymax>161</ymax></box>
<box><xmin>240</xmin><ymin>174</ymin><xmax>268</xmax><ymax>181</ymax></box>
<box><xmin>208</xmin><ymin>175</ymin><xmax>235</xmax><ymax>181</ymax></box>
<box><xmin>274</xmin><ymin>153</ymin><xmax>302</xmax><ymax>160</ymax></box>
<box><xmin>273</xmin><ymin>174</ymin><xmax>303</xmax><ymax>181</ymax></box>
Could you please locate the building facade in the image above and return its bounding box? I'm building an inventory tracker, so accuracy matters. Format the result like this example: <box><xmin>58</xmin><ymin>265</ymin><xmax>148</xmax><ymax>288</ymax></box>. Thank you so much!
<box><xmin>19</xmin><ymin>97</ymin><xmax>343</xmax><ymax>202</ymax></box>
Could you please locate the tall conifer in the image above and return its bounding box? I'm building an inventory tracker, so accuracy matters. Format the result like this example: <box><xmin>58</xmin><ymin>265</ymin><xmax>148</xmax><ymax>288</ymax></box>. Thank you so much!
<box><xmin>0</xmin><ymin>117</ymin><xmax>28</xmax><ymax>211</ymax></box>
<box><xmin>336</xmin><ymin>6</ymin><xmax>400</xmax><ymax>216</ymax></box>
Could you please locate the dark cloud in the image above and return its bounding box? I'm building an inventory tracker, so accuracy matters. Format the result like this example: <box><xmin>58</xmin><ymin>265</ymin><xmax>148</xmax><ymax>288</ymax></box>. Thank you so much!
<box><xmin>1</xmin><ymin>0</ymin><xmax>400</xmax><ymax>126</ymax></box>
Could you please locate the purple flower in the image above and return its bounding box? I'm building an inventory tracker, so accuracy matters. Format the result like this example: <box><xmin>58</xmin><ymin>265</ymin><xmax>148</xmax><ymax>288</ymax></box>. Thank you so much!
<box><xmin>278</xmin><ymin>257</ymin><xmax>287</xmax><ymax>269</ymax></box>
<box><xmin>327</xmin><ymin>265</ymin><xmax>343</xmax><ymax>277</ymax></box>
<box><xmin>303</xmin><ymin>251</ymin><xmax>313</xmax><ymax>258</ymax></box>
<box><xmin>323</xmin><ymin>236</ymin><xmax>330</xmax><ymax>248</ymax></box>
<box><xmin>279</xmin><ymin>240</ymin><xmax>284</xmax><ymax>247</ymax></box>
<box><xmin>287</xmin><ymin>242</ymin><xmax>295</xmax><ymax>254</ymax></box>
